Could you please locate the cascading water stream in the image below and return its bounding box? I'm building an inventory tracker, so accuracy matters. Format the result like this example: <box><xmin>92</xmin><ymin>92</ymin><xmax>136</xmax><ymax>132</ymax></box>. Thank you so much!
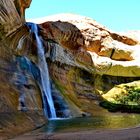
<box><xmin>27</xmin><ymin>23</ymin><xmax>57</xmax><ymax>119</ymax></box>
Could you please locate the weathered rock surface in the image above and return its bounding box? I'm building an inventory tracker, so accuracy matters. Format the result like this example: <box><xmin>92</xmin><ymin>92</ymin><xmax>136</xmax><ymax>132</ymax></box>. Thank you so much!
<box><xmin>0</xmin><ymin>0</ymin><xmax>31</xmax><ymax>39</ymax></box>
<box><xmin>1</xmin><ymin>0</ymin><xmax>140</xmax><ymax>138</ymax></box>
<box><xmin>14</xmin><ymin>0</ymin><xmax>31</xmax><ymax>20</ymax></box>
<box><xmin>31</xmin><ymin>14</ymin><xmax>140</xmax><ymax>113</ymax></box>
<box><xmin>0</xmin><ymin>57</ymin><xmax>46</xmax><ymax>140</ymax></box>
<box><xmin>0</xmin><ymin>0</ymin><xmax>31</xmax><ymax>60</ymax></box>
<box><xmin>32</xmin><ymin>14</ymin><xmax>140</xmax><ymax>77</ymax></box>
<box><xmin>0</xmin><ymin>1</ymin><xmax>46</xmax><ymax>139</ymax></box>
<box><xmin>48</xmin><ymin>48</ymin><xmax>140</xmax><ymax>115</ymax></box>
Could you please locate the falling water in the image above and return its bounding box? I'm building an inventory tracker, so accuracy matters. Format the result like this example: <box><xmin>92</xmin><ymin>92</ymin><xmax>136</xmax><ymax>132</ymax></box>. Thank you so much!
<box><xmin>27</xmin><ymin>23</ymin><xmax>57</xmax><ymax>119</ymax></box>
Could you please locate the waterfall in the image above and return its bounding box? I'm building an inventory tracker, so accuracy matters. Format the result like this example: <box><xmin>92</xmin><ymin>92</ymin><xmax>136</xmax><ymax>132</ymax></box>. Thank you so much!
<box><xmin>27</xmin><ymin>23</ymin><xmax>57</xmax><ymax>119</ymax></box>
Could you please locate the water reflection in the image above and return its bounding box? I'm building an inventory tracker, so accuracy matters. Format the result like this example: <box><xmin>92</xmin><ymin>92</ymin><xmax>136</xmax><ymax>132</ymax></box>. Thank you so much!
<box><xmin>40</xmin><ymin>114</ymin><xmax>140</xmax><ymax>133</ymax></box>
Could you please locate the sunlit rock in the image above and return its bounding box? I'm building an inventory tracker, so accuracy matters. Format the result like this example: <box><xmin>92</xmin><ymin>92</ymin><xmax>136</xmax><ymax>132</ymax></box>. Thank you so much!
<box><xmin>30</xmin><ymin>13</ymin><xmax>140</xmax><ymax>114</ymax></box>
<box><xmin>32</xmin><ymin>14</ymin><xmax>140</xmax><ymax>77</ymax></box>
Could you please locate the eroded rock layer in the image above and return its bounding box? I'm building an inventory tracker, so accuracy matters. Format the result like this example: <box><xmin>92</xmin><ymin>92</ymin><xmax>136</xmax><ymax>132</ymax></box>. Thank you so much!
<box><xmin>1</xmin><ymin>0</ymin><xmax>140</xmax><ymax>139</ymax></box>
<box><xmin>33</xmin><ymin>14</ymin><xmax>140</xmax><ymax>77</ymax></box>
<box><xmin>33</xmin><ymin>13</ymin><xmax>140</xmax><ymax>114</ymax></box>
<box><xmin>0</xmin><ymin>1</ymin><xmax>46</xmax><ymax>139</ymax></box>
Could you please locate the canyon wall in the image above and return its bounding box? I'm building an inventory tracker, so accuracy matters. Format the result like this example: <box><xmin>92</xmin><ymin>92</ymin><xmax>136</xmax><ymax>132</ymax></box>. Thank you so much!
<box><xmin>0</xmin><ymin>0</ymin><xmax>46</xmax><ymax>139</ymax></box>
<box><xmin>35</xmin><ymin>13</ymin><xmax>140</xmax><ymax>114</ymax></box>
<box><xmin>1</xmin><ymin>0</ymin><xmax>140</xmax><ymax>139</ymax></box>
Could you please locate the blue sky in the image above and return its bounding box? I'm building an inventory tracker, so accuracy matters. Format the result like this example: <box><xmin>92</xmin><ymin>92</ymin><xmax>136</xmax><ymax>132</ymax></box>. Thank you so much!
<box><xmin>26</xmin><ymin>0</ymin><xmax>140</xmax><ymax>31</ymax></box>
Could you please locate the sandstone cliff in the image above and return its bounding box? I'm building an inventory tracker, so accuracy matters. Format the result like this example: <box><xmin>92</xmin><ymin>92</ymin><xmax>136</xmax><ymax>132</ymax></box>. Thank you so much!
<box><xmin>33</xmin><ymin>13</ymin><xmax>140</xmax><ymax>77</ymax></box>
<box><xmin>1</xmin><ymin>0</ymin><xmax>140</xmax><ymax>139</ymax></box>
<box><xmin>0</xmin><ymin>1</ymin><xmax>46</xmax><ymax>139</ymax></box>
<box><xmin>31</xmin><ymin>13</ymin><xmax>140</xmax><ymax>114</ymax></box>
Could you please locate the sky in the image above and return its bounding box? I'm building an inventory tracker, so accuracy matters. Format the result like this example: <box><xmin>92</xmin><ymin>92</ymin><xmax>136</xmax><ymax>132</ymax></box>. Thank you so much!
<box><xmin>25</xmin><ymin>0</ymin><xmax>140</xmax><ymax>31</ymax></box>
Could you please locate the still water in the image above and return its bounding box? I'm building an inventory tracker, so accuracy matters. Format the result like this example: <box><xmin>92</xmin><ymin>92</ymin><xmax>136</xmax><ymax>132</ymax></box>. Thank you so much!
<box><xmin>39</xmin><ymin>114</ymin><xmax>140</xmax><ymax>134</ymax></box>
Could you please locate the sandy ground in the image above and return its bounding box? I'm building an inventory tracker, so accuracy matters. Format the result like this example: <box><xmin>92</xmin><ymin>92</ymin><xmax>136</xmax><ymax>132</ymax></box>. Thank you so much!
<box><xmin>10</xmin><ymin>126</ymin><xmax>140</xmax><ymax>140</ymax></box>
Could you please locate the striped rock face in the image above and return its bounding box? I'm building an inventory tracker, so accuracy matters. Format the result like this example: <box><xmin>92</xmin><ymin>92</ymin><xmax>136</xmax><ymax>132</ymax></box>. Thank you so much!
<box><xmin>32</xmin><ymin>14</ymin><xmax>140</xmax><ymax>116</ymax></box>
<box><xmin>0</xmin><ymin>0</ymin><xmax>22</xmax><ymax>39</ymax></box>
<box><xmin>30</xmin><ymin>14</ymin><xmax>140</xmax><ymax>77</ymax></box>
<box><xmin>0</xmin><ymin>1</ymin><xmax>46</xmax><ymax>139</ymax></box>
<box><xmin>0</xmin><ymin>0</ymin><xmax>31</xmax><ymax>39</ymax></box>
<box><xmin>13</xmin><ymin>0</ymin><xmax>32</xmax><ymax>20</ymax></box>
<box><xmin>0</xmin><ymin>0</ymin><xmax>32</xmax><ymax>59</ymax></box>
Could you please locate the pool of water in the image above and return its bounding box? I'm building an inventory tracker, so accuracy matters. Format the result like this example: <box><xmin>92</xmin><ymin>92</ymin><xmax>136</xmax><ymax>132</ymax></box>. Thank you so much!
<box><xmin>39</xmin><ymin>113</ymin><xmax>140</xmax><ymax>134</ymax></box>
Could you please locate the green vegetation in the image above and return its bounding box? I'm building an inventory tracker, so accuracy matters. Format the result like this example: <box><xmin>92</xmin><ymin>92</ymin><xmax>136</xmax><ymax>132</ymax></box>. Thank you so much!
<box><xmin>115</xmin><ymin>86</ymin><xmax>140</xmax><ymax>105</ymax></box>
<box><xmin>100</xmin><ymin>81</ymin><xmax>140</xmax><ymax>112</ymax></box>
<box><xmin>100</xmin><ymin>100</ymin><xmax>140</xmax><ymax>113</ymax></box>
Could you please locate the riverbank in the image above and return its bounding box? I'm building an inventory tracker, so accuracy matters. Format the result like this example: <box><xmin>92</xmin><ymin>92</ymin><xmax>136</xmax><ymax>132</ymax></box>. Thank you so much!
<box><xmin>11</xmin><ymin>126</ymin><xmax>140</xmax><ymax>140</ymax></box>
<box><xmin>3</xmin><ymin>114</ymin><xmax>140</xmax><ymax>140</ymax></box>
